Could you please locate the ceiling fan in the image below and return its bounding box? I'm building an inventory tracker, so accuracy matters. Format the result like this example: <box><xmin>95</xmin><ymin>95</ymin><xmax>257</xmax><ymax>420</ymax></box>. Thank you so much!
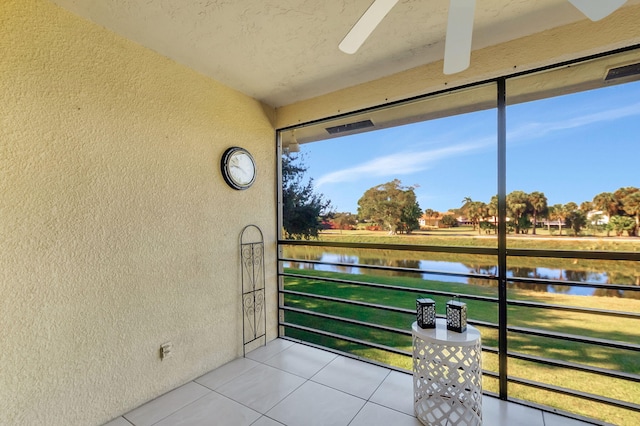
<box><xmin>339</xmin><ymin>0</ymin><xmax>628</xmax><ymax>75</ymax></box>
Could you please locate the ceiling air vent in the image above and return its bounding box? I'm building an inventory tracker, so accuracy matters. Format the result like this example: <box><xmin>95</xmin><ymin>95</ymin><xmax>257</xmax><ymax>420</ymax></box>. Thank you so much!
<box><xmin>326</xmin><ymin>119</ymin><xmax>374</xmax><ymax>135</ymax></box>
<box><xmin>604</xmin><ymin>62</ymin><xmax>640</xmax><ymax>81</ymax></box>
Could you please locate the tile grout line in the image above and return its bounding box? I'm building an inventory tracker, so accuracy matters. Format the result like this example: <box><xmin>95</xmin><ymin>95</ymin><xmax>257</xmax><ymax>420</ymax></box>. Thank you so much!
<box><xmin>252</xmin><ymin>344</ymin><xmax>370</xmax><ymax>424</ymax></box>
<box><xmin>144</xmin><ymin>389</ymin><xmax>214</xmax><ymax>426</ymax></box>
<box><xmin>252</xmin><ymin>346</ymin><xmax>314</xmax><ymax>416</ymax></box>
<box><xmin>364</xmin><ymin>369</ymin><xmax>392</xmax><ymax>402</ymax></box>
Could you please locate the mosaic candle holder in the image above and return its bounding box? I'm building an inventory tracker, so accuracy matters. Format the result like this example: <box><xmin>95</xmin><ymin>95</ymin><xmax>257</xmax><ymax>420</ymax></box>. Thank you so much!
<box><xmin>446</xmin><ymin>297</ymin><xmax>467</xmax><ymax>333</ymax></box>
<box><xmin>416</xmin><ymin>298</ymin><xmax>436</xmax><ymax>329</ymax></box>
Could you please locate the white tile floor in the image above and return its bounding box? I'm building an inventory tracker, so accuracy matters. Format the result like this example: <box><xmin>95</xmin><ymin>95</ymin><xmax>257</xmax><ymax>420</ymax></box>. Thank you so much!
<box><xmin>104</xmin><ymin>339</ymin><xmax>594</xmax><ymax>426</ymax></box>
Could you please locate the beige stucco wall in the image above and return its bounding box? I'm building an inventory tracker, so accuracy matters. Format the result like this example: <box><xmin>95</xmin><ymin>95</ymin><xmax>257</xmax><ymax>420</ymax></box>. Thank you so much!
<box><xmin>276</xmin><ymin>3</ymin><xmax>640</xmax><ymax>128</ymax></box>
<box><xmin>0</xmin><ymin>1</ymin><xmax>277</xmax><ymax>425</ymax></box>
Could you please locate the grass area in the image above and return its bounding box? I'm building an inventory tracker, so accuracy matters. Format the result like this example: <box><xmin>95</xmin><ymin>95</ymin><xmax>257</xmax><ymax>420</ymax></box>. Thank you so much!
<box><xmin>282</xmin><ymin>268</ymin><xmax>640</xmax><ymax>425</ymax></box>
<box><xmin>319</xmin><ymin>227</ymin><xmax>640</xmax><ymax>252</ymax></box>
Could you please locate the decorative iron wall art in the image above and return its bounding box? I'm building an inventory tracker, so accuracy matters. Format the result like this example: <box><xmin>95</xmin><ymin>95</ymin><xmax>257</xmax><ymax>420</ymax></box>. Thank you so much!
<box><xmin>240</xmin><ymin>225</ymin><xmax>266</xmax><ymax>355</ymax></box>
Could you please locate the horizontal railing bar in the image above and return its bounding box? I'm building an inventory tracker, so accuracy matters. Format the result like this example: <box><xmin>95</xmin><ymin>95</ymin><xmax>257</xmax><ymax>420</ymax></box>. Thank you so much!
<box><xmin>280</xmin><ymin>257</ymin><xmax>498</xmax><ymax>281</ymax></box>
<box><xmin>509</xmin><ymin>326</ymin><xmax>640</xmax><ymax>352</ymax></box>
<box><xmin>282</xmin><ymin>272</ymin><xmax>428</xmax><ymax>296</ymax></box>
<box><xmin>483</xmin><ymin>371</ymin><xmax>499</xmax><ymax>378</ymax></box>
<box><xmin>508</xmin><ymin>376</ymin><xmax>640</xmax><ymax>412</ymax></box>
<box><xmin>282</xmin><ymin>289</ymin><xmax>414</xmax><ymax>314</ymax></box>
<box><xmin>279</xmin><ymin>322</ymin><xmax>498</xmax><ymax>377</ymax></box>
<box><xmin>283</xmin><ymin>270</ymin><xmax>637</xmax><ymax>320</ymax></box>
<box><xmin>281</xmin><ymin>333</ymin><xmax>504</xmax><ymax>384</ymax></box>
<box><xmin>283</xmin><ymin>273</ymin><xmax>638</xmax><ymax>352</ymax></box>
<box><xmin>282</xmin><ymin>290</ymin><xmax>639</xmax><ymax>383</ymax></box>
<box><xmin>280</xmin><ymin>239</ymin><xmax>498</xmax><ymax>255</ymax></box>
<box><xmin>482</xmin><ymin>346</ymin><xmax>499</xmax><ymax>354</ymax></box>
<box><xmin>508</xmin><ymin>351</ymin><xmax>640</xmax><ymax>382</ymax></box>
<box><xmin>506</xmin><ymin>248</ymin><xmax>640</xmax><ymax>261</ymax></box>
<box><xmin>279</xmin><ymin>239</ymin><xmax>640</xmax><ymax>261</ymax></box>
<box><xmin>507</xmin><ymin>299</ymin><xmax>640</xmax><ymax>319</ymax></box>
<box><xmin>466</xmin><ymin>319</ymin><xmax>499</xmax><ymax>330</ymax></box>
<box><xmin>281</xmin><ymin>305</ymin><xmax>413</xmax><ymax>336</ymax></box>
<box><xmin>280</xmin><ymin>304</ymin><xmax>640</xmax><ymax>414</ymax></box>
<box><xmin>288</xmin><ymin>306</ymin><xmax>640</xmax><ymax>392</ymax></box>
<box><xmin>280</xmin><ymin>321</ymin><xmax>412</xmax><ymax>357</ymax></box>
<box><xmin>282</xmin><ymin>272</ymin><xmax>499</xmax><ymax>303</ymax></box>
<box><xmin>282</xmin><ymin>271</ymin><xmax>640</xmax><ymax>329</ymax></box>
<box><xmin>282</xmin><ymin>290</ymin><xmax>499</xmax><ymax>331</ymax></box>
<box><xmin>281</xmin><ymin>304</ymin><xmax>498</xmax><ymax>353</ymax></box>
<box><xmin>280</xmin><ymin>319</ymin><xmax>497</xmax><ymax>378</ymax></box>
<box><xmin>281</xmin><ymin>259</ymin><xmax>637</xmax><ymax>292</ymax></box>
<box><xmin>507</xmin><ymin>276</ymin><xmax>638</xmax><ymax>292</ymax></box>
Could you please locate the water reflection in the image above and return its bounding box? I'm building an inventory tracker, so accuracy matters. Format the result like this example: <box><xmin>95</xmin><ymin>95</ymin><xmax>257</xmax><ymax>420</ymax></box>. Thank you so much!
<box><xmin>283</xmin><ymin>250</ymin><xmax>639</xmax><ymax>298</ymax></box>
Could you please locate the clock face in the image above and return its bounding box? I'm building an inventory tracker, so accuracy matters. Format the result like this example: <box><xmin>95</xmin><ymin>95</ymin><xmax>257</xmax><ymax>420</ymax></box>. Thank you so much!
<box><xmin>221</xmin><ymin>147</ymin><xmax>256</xmax><ymax>190</ymax></box>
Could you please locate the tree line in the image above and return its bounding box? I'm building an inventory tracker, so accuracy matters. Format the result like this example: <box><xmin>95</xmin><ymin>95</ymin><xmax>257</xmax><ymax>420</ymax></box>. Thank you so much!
<box><xmin>281</xmin><ymin>153</ymin><xmax>639</xmax><ymax>239</ymax></box>
<box><xmin>448</xmin><ymin>187</ymin><xmax>640</xmax><ymax>237</ymax></box>
<box><xmin>350</xmin><ymin>182</ymin><xmax>640</xmax><ymax>237</ymax></box>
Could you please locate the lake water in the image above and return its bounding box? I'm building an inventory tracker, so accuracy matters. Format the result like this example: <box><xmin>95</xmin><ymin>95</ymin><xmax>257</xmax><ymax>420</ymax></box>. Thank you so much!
<box><xmin>284</xmin><ymin>251</ymin><xmax>637</xmax><ymax>297</ymax></box>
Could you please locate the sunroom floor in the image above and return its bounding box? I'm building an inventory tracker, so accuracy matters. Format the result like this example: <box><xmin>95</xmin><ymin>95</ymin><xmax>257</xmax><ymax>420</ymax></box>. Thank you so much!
<box><xmin>104</xmin><ymin>339</ymin><xmax>593</xmax><ymax>426</ymax></box>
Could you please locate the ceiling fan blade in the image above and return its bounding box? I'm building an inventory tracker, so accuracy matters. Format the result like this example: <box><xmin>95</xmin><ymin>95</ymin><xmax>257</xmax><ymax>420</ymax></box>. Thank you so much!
<box><xmin>443</xmin><ymin>0</ymin><xmax>476</xmax><ymax>75</ymax></box>
<box><xmin>339</xmin><ymin>0</ymin><xmax>399</xmax><ymax>54</ymax></box>
<box><xmin>567</xmin><ymin>0</ymin><xmax>627</xmax><ymax>21</ymax></box>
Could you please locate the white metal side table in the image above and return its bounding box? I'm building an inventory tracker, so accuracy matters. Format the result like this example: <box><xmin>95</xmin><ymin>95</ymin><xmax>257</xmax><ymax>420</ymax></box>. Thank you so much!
<box><xmin>412</xmin><ymin>319</ymin><xmax>482</xmax><ymax>426</ymax></box>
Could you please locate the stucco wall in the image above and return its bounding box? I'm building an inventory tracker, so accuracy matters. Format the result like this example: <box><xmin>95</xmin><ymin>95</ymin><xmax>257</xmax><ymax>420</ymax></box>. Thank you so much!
<box><xmin>0</xmin><ymin>1</ymin><xmax>277</xmax><ymax>425</ymax></box>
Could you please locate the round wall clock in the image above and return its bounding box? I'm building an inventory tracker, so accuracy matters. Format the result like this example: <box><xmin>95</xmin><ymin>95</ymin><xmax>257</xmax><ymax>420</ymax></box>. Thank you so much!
<box><xmin>221</xmin><ymin>147</ymin><xmax>256</xmax><ymax>190</ymax></box>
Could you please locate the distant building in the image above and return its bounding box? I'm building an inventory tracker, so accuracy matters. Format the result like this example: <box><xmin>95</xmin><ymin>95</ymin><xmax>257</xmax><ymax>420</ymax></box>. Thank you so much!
<box><xmin>587</xmin><ymin>210</ymin><xmax>609</xmax><ymax>225</ymax></box>
<box><xmin>419</xmin><ymin>212</ymin><xmax>444</xmax><ymax>228</ymax></box>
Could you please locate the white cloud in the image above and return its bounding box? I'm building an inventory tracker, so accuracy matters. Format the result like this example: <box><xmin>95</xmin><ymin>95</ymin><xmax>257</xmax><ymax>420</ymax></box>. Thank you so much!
<box><xmin>315</xmin><ymin>138</ymin><xmax>491</xmax><ymax>187</ymax></box>
<box><xmin>315</xmin><ymin>101</ymin><xmax>640</xmax><ymax>188</ymax></box>
<box><xmin>508</xmin><ymin>102</ymin><xmax>640</xmax><ymax>142</ymax></box>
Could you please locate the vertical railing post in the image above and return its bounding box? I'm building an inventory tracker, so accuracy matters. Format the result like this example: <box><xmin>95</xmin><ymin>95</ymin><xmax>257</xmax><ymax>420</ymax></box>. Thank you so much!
<box><xmin>497</xmin><ymin>78</ymin><xmax>508</xmax><ymax>400</ymax></box>
<box><xmin>276</xmin><ymin>132</ymin><xmax>285</xmax><ymax>338</ymax></box>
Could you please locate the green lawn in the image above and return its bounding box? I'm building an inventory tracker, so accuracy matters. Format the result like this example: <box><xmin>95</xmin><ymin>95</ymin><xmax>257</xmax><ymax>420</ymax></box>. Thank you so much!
<box><xmin>282</xmin><ymin>268</ymin><xmax>640</xmax><ymax>425</ymax></box>
<box><xmin>319</xmin><ymin>227</ymin><xmax>640</xmax><ymax>252</ymax></box>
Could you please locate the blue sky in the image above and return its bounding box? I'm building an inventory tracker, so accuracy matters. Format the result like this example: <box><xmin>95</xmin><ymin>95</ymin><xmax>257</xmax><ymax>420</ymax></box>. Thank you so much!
<box><xmin>298</xmin><ymin>81</ymin><xmax>640</xmax><ymax>214</ymax></box>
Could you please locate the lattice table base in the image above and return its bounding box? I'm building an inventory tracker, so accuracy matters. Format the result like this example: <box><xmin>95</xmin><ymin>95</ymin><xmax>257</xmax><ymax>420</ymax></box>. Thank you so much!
<box><xmin>412</xmin><ymin>321</ymin><xmax>482</xmax><ymax>426</ymax></box>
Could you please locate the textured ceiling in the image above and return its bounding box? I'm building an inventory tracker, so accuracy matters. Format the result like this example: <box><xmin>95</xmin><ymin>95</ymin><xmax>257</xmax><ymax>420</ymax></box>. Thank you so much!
<box><xmin>50</xmin><ymin>0</ymin><xmax>639</xmax><ymax>107</ymax></box>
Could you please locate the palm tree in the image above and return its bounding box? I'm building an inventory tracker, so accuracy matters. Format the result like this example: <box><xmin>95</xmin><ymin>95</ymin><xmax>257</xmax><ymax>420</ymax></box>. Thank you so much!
<box><xmin>488</xmin><ymin>195</ymin><xmax>499</xmax><ymax>234</ymax></box>
<box><xmin>424</xmin><ymin>208</ymin><xmax>436</xmax><ymax>227</ymax></box>
<box><xmin>528</xmin><ymin>191</ymin><xmax>547</xmax><ymax>235</ymax></box>
<box><xmin>506</xmin><ymin>190</ymin><xmax>530</xmax><ymax>234</ymax></box>
<box><xmin>592</xmin><ymin>192</ymin><xmax>619</xmax><ymax>236</ymax></box>
<box><xmin>621</xmin><ymin>191</ymin><xmax>640</xmax><ymax>236</ymax></box>
<box><xmin>455</xmin><ymin>196</ymin><xmax>474</xmax><ymax>229</ymax></box>
<box><xmin>608</xmin><ymin>215</ymin><xmax>635</xmax><ymax>236</ymax></box>
<box><xmin>565</xmin><ymin>201</ymin><xmax>578</xmax><ymax>212</ymax></box>
<box><xmin>580</xmin><ymin>201</ymin><xmax>593</xmax><ymax>212</ymax></box>
<box><xmin>614</xmin><ymin>187</ymin><xmax>639</xmax><ymax>203</ymax></box>
<box><xmin>548</xmin><ymin>203</ymin><xmax>566</xmax><ymax>235</ymax></box>
<box><xmin>467</xmin><ymin>201</ymin><xmax>488</xmax><ymax>234</ymax></box>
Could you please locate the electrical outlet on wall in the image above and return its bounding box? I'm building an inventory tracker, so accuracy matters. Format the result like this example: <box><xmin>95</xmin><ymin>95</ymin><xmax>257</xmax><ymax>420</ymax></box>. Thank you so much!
<box><xmin>160</xmin><ymin>342</ymin><xmax>173</xmax><ymax>360</ymax></box>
